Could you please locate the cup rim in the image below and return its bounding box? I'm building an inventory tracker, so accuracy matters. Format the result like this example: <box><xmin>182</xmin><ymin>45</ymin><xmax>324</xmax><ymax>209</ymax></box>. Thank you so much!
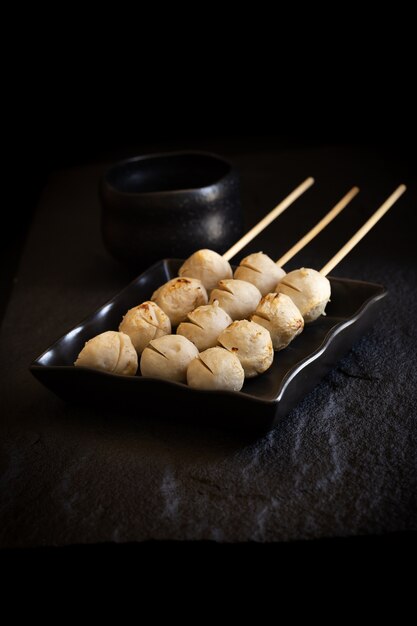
<box><xmin>101</xmin><ymin>150</ymin><xmax>234</xmax><ymax>197</ymax></box>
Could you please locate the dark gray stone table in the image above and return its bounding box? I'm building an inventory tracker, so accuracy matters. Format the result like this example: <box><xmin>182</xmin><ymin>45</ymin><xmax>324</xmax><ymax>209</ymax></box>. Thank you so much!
<box><xmin>1</xmin><ymin>145</ymin><xmax>416</xmax><ymax>547</ymax></box>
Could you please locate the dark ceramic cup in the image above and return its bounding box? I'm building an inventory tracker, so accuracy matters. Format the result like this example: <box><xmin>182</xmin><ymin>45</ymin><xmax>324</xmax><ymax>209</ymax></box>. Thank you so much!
<box><xmin>100</xmin><ymin>151</ymin><xmax>243</xmax><ymax>271</ymax></box>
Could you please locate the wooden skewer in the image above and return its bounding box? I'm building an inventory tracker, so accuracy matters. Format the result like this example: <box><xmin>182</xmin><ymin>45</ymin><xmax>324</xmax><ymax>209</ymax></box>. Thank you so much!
<box><xmin>276</xmin><ymin>186</ymin><xmax>360</xmax><ymax>268</ymax></box>
<box><xmin>222</xmin><ymin>176</ymin><xmax>314</xmax><ymax>262</ymax></box>
<box><xmin>320</xmin><ymin>184</ymin><xmax>407</xmax><ymax>277</ymax></box>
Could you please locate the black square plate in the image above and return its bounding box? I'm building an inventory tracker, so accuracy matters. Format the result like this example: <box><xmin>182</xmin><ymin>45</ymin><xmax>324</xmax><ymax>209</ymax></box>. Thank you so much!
<box><xmin>30</xmin><ymin>259</ymin><xmax>387</xmax><ymax>432</ymax></box>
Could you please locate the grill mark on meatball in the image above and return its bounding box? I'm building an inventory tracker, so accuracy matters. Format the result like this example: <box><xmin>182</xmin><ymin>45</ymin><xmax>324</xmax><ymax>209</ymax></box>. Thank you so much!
<box><xmin>252</xmin><ymin>310</ymin><xmax>271</xmax><ymax>322</ymax></box>
<box><xmin>217</xmin><ymin>281</ymin><xmax>234</xmax><ymax>295</ymax></box>
<box><xmin>147</xmin><ymin>343</ymin><xmax>169</xmax><ymax>359</ymax></box>
<box><xmin>142</xmin><ymin>318</ymin><xmax>167</xmax><ymax>331</ymax></box>
<box><xmin>186</xmin><ymin>315</ymin><xmax>205</xmax><ymax>330</ymax></box>
<box><xmin>198</xmin><ymin>357</ymin><xmax>214</xmax><ymax>374</ymax></box>
<box><xmin>239</xmin><ymin>261</ymin><xmax>263</xmax><ymax>274</ymax></box>
<box><xmin>279</xmin><ymin>280</ymin><xmax>303</xmax><ymax>293</ymax></box>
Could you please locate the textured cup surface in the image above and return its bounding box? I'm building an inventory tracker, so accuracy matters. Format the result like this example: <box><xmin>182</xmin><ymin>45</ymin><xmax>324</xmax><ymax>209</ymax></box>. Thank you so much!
<box><xmin>100</xmin><ymin>152</ymin><xmax>242</xmax><ymax>270</ymax></box>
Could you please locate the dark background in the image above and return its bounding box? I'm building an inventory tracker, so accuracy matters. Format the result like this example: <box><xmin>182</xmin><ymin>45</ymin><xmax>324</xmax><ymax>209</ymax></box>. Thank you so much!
<box><xmin>5</xmin><ymin>85</ymin><xmax>415</xmax><ymax>327</ymax></box>
<box><xmin>2</xmin><ymin>21</ymin><xmax>416</xmax><ymax>565</ymax></box>
<box><xmin>7</xmin><ymin>31</ymin><xmax>416</xmax><ymax>295</ymax></box>
<box><xmin>7</xmin><ymin>13</ymin><xmax>416</xmax><ymax>289</ymax></box>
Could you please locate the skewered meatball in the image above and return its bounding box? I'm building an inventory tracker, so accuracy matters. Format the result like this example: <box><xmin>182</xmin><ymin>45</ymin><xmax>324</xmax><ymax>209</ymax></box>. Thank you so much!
<box><xmin>74</xmin><ymin>331</ymin><xmax>138</xmax><ymax>376</ymax></box>
<box><xmin>140</xmin><ymin>334</ymin><xmax>198</xmax><ymax>383</ymax></box>
<box><xmin>209</xmin><ymin>279</ymin><xmax>261</xmax><ymax>321</ymax></box>
<box><xmin>152</xmin><ymin>277</ymin><xmax>208</xmax><ymax>327</ymax></box>
<box><xmin>234</xmin><ymin>252</ymin><xmax>286</xmax><ymax>296</ymax></box>
<box><xmin>251</xmin><ymin>292</ymin><xmax>304</xmax><ymax>351</ymax></box>
<box><xmin>177</xmin><ymin>300</ymin><xmax>232</xmax><ymax>351</ymax></box>
<box><xmin>187</xmin><ymin>347</ymin><xmax>244</xmax><ymax>391</ymax></box>
<box><xmin>119</xmin><ymin>301</ymin><xmax>171</xmax><ymax>354</ymax></box>
<box><xmin>276</xmin><ymin>268</ymin><xmax>331</xmax><ymax>323</ymax></box>
<box><xmin>218</xmin><ymin>319</ymin><xmax>273</xmax><ymax>378</ymax></box>
<box><xmin>179</xmin><ymin>249</ymin><xmax>232</xmax><ymax>291</ymax></box>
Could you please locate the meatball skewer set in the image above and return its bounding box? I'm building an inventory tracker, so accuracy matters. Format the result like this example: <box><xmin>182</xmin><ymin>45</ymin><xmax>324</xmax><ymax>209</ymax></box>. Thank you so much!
<box><xmin>75</xmin><ymin>177</ymin><xmax>316</xmax><ymax>375</ymax></box>
<box><xmin>75</xmin><ymin>183</ymin><xmax>406</xmax><ymax>392</ymax></box>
